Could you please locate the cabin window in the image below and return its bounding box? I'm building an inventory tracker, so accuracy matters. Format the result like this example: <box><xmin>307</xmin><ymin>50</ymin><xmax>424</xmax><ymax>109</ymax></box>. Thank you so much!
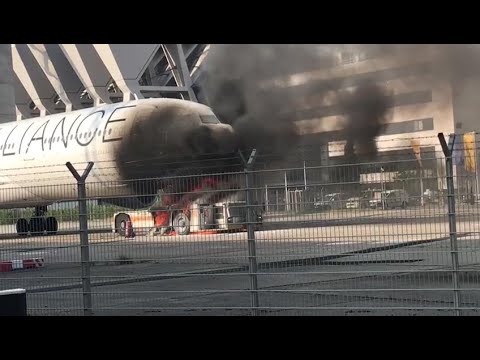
<box><xmin>56</xmin><ymin>136</ymin><xmax>60</xmax><ymax>142</ymax></box>
<box><xmin>97</xmin><ymin>129</ymin><xmax>101</xmax><ymax>137</ymax></box>
<box><xmin>0</xmin><ymin>145</ymin><xmax>3</xmax><ymax>150</ymax></box>
<box><xmin>70</xmin><ymin>134</ymin><xmax>73</xmax><ymax>140</ymax></box>
<box><xmin>88</xmin><ymin>132</ymin><xmax>92</xmax><ymax>138</ymax></box>
<box><xmin>79</xmin><ymin>133</ymin><xmax>83</xmax><ymax>139</ymax></box>
<box><xmin>108</xmin><ymin>129</ymin><xmax>112</xmax><ymax>135</ymax></box>
<box><xmin>200</xmin><ymin>115</ymin><xmax>220</xmax><ymax>124</ymax></box>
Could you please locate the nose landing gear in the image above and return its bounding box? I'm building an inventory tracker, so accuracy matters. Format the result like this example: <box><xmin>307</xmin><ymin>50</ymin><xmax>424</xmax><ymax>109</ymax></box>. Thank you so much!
<box><xmin>15</xmin><ymin>205</ymin><xmax>58</xmax><ymax>237</ymax></box>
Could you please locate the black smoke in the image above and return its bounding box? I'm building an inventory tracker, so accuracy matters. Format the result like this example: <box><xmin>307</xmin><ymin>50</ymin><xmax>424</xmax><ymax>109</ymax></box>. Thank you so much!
<box><xmin>200</xmin><ymin>44</ymin><xmax>334</xmax><ymax>157</ymax></box>
<box><xmin>200</xmin><ymin>44</ymin><xmax>395</xmax><ymax>161</ymax></box>
<box><xmin>338</xmin><ymin>80</ymin><xmax>393</xmax><ymax>159</ymax></box>
<box><xmin>200</xmin><ymin>44</ymin><xmax>480</xmax><ymax>162</ymax></box>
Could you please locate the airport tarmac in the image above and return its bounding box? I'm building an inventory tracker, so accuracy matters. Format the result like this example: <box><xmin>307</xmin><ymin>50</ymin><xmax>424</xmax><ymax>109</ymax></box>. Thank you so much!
<box><xmin>1</xmin><ymin>214</ymin><xmax>479</xmax><ymax>315</ymax></box>
<box><xmin>0</xmin><ymin>218</ymin><xmax>462</xmax><ymax>265</ymax></box>
<box><xmin>22</xmin><ymin>239</ymin><xmax>480</xmax><ymax>316</ymax></box>
<box><xmin>1</xmin><ymin>205</ymin><xmax>480</xmax><ymax>316</ymax></box>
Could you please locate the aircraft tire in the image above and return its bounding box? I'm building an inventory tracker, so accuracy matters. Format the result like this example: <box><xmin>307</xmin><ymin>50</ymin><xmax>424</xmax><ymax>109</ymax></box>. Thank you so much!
<box><xmin>45</xmin><ymin>216</ymin><xmax>58</xmax><ymax>235</ymax></box>
<box><xmin>16</xmin><ymin>218</ymin><xmax>29</xmax><ymax>236</ymax></box>
<box><xmin>29</xmin><ymin>217</ymin><xmax>46</xmax><ymax>236</ymax></box>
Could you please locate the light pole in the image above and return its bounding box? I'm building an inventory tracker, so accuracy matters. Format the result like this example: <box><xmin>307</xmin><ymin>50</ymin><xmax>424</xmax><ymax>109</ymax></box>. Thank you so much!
<box><xmin>380</xmin><ymin>167</ymin><xmax>385</xmax><ymax>210</ymax></box>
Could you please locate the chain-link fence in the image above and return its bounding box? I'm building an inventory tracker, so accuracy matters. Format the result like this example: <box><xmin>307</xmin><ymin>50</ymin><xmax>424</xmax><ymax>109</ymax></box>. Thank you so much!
<box><xmin>1</xmin><ymin>133</ymin><xmax>480</xmax><ymax>316</ymax></box>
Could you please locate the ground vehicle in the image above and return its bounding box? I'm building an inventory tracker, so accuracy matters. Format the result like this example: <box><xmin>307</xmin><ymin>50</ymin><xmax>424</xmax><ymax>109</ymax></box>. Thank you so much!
<box><xmin>367</xmin><ymin>190</ymin><xmax>384</xmax><ymax>209</ymax></box>
<box><xmin>424</xmin><ymin>189</ymin><xmax>441</xmax><ymax>204</ymax></box>
<box><xmin>346</xmin><ymin>197</ymin><xmax>362</xmax><ymax>209</ymax></box>
<box><xmin>314</xmin><ymin>193</ymin><xmax>348</xmax><ymax>210</ymax></box>
<box><xmin>384</xmin><ymin>189</ymin><xmax>409</xmax><ymax>208</ymax></box>
<box><xmin>113</xmin><ymin>199</ymin><xmax>262</xmax><ymax>236</ymax></box>
<box><xmin>369</xmin><ymin>189</ymin><xmax>409</xmax><ymax>209</ymax></box>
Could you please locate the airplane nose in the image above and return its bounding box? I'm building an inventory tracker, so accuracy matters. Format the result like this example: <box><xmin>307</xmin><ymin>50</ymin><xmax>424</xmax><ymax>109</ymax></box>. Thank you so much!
<box><xmin>211</xmin><ymin>126</ymin><xmax>238</xmax><ymax>154</ymax></box>
<box><xmin>186</xmin><ymin>125</ymin><xmax>238</xmax><ymax>155</ymax></box>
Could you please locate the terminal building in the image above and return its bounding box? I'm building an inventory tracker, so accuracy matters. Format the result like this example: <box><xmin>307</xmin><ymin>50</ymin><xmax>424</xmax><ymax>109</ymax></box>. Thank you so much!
<box><xmin>258</xmin><ymin>45</ymin><xmax>480</xmax><ymax>206</ymax></box>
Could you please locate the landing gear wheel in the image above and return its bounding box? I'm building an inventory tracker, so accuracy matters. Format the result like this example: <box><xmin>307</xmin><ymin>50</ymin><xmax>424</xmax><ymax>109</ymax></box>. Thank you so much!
<box><xmin>29</xmin><ymin>217</ymin><xmax>46</xmax><ymax>236</ymax></box>
<box><xmin>45</xmin><ymin>217</ymin><xmax>58</xmax><ymax>235</ymax></box>
<box><xmin>16</xmin><ymin>218</ymin><xmax>29</xmax><ymax>236</ymax></box>
<box><xmin>173</xmin><ymin>212</ymin><xmax>190</xmax><ymax>235</ymax></box>
<box><xmin>115</xmin><ymin>214</ymin><xmax>131</xmax><ymax>237</ymax></box>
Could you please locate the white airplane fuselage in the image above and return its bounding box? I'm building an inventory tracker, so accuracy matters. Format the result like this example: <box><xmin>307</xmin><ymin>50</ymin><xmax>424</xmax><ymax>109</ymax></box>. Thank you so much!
<box><xmin>0</xmin><ymin>98</ymin><xmax>236</xmax><ymax>210</ymax></box>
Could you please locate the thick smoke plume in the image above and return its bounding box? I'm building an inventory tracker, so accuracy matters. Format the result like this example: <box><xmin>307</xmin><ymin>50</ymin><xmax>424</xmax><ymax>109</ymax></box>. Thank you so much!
<box><xmin>342</xmin><ymin>44</ymin><xmax>480</xmax><ymax>156</ymax></box>
<box><xmin>200</xmin><ymin>44</ymin><xmax>480</xmax><ymax>160</ymax></box>
<box><xmin>201</xmin><ymin>44</ymin><xmax>396</xmax><ymax>160</ymax></box>
<box><xmin>201</xmin><ymin>44</ymin><xmax>334</xmax><ymax>157</ymax></box>
<box><xmin>338</xmin><ymin>80</ymin><xmax>392</xmax><ymax>159</ymax></box>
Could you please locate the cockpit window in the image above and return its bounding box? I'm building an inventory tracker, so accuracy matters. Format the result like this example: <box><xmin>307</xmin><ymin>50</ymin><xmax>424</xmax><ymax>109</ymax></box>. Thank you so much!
<box><xmin>200</xmin><ymin>115</ymin><xmax>220</xmax><ymax>124</ymax></box>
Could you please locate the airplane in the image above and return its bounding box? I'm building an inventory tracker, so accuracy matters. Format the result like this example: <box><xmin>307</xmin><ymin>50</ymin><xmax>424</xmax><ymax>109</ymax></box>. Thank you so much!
<box><xmin>0</xmin><ymin>98</ymin><xmax>238</xmax><ymax>236</ymax></box>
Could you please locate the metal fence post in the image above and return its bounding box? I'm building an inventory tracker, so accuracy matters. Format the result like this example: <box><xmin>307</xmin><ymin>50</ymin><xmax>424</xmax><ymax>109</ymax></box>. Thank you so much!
<box><xmin>66</xmin><ymin>161</ymin><xmax>94</xmax><ymax>316</ymax></box>
<box><xmin>438</xmin><ymin>133</ymin><xmax>461</xmax><ymax>316</ymax></box>
<box><xmin>239</xmin><ymin>150</ymin><xmax>259</xmax><ymax>316</ymax></box>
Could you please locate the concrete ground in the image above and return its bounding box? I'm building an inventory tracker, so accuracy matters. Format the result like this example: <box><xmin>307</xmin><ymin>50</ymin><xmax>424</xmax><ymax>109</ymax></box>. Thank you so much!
<box><xmin>1</xmin><ymin>206</ymin><xmax>480</xmax><ymax>316</ymax></box>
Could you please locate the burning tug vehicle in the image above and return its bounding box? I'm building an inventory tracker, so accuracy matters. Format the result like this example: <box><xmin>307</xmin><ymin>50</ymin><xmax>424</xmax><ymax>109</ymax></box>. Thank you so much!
<box><xmin>112</xmin><ymin>178</ymin><xmax>263</xmax><ymax>237</ymax></box>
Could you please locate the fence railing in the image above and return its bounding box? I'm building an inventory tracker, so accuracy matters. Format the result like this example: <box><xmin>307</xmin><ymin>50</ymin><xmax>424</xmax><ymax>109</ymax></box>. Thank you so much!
<box><xmin>1</xmin><ymin>133</ymin><xmax>480</xmax><ymax>315</ymax></box>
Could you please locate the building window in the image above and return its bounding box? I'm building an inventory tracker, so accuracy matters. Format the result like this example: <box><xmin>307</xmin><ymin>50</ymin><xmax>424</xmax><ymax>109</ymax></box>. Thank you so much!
<box><xmin>413</xmin><ymin>120</ymin><xmax>424</xmax><ymax>132</ymax></box>
<box><xmin>338</xmin><ymin>51</ymin><xmax>367</xmax><ymax>65</ymax></box>
<box><xmin>340</xmin><ymin>52</ymin><xmax>356</xmax><ymax>65</ymax></box>
<box><xmin>381</xmin><ymin>118</ymin><xmax>434</xmax><ymax>136</ymax></box>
